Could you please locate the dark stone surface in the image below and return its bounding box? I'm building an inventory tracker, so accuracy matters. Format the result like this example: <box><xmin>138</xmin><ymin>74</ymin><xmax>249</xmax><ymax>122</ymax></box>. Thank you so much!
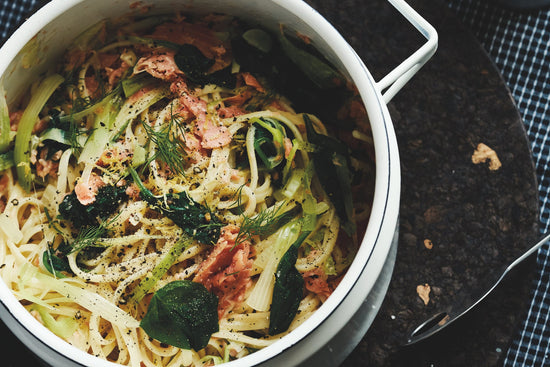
<box><xmin>0</xmin><ymin>1</ymin><xmax>540</xmax><ymax>367</ymax></box>
<box><xmin>304</xmin><ymin>0</ymin><xmax>540</xmax><ymax>366</ymax></box>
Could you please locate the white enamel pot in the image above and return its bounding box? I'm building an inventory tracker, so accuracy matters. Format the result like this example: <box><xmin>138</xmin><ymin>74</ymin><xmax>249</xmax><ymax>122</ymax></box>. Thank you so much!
<box><xmin>0</xmin><ymin>1</ymin><xmax>437</xmax><ymax>366</ymax></box>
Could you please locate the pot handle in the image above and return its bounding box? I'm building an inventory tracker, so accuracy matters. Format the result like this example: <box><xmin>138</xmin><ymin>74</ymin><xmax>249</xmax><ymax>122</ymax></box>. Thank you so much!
<box><xmin>377</xmin><ymin>0</ymin><xmax>438</xmax><ymax>103</ymax></box>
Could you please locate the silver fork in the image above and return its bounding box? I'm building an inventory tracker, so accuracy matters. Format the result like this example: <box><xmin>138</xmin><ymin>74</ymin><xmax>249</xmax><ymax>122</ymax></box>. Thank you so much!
<box><xmin>405</xmin><ymin>231</ymin><xmax>550</xmax><ymax>345</ymax></box>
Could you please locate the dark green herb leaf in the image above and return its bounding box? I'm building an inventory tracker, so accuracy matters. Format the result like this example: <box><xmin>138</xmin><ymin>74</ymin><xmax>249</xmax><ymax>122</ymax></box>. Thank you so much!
<box><xmin>269</xmin><ymin>231</ymin><xmax>310</xmax><ymax>335</ymax></box>
<box><xmin>129</xmin><ymin>168</ymin><xmax>224</xmax><ymax>245</ymax></box>
<box><xmin>303</xmin><ymin>114</ymin><xmax>355</xmax><ymax>235</ymax></box>
<box><xmin>174</xmin><ymin>46</ymin><xmax>236</xmax><ymax>88</ymax></box>
<box><xmin>140</xmin><ymin>280</ymin><xmax>219</xmax><ymax>351</ymax></box>
<box><xmin>151</xmin><ymin>191</ymin><xmax>222</xmax><ymax>245</ymax></box>
<box><xmin>42</xmin><ymin>242</ymin><xmax>73</xmax><ymax>278</ymax></box>
<box><xmin>174</xmin><ymin>44</ymin><xmax>215</xmax><ymax>84</ymax></box>
<box><xmin>58</xmin><ymin>185</ymin><xmax>128</xmax><ymax>228</ymax></box>
<box><xmin>206</xmin><ymin>66</ymin><xmax>237</xmax><ymax>89</ymax></box>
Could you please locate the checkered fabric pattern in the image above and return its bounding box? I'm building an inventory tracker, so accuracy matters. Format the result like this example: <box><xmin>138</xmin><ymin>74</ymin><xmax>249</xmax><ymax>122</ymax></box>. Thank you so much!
<box><xmin>2</xmin><ymin>0</ymin><xmax>550</xmax><ymax>365</ymax></box>
<box><xmin>445</xmin><ymin>1</ymin><xmax>550</xmax><ymax>365</ymax></box>
<box><xmin>0</xmin><ymin>0</ymin><xmax>40</xmax><ymax>42</ymax></box>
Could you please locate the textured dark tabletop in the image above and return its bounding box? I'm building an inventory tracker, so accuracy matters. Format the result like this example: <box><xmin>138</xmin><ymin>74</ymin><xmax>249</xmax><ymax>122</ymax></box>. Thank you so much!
<box><xmin>0</xmin><ymin>0</ymin><xmax>541</xmax><ymax>366</ymax></box>
<box><xmin>306</xmin><ymin>0</ymin><xmax>540</xmax><ymax>366</ymax></box>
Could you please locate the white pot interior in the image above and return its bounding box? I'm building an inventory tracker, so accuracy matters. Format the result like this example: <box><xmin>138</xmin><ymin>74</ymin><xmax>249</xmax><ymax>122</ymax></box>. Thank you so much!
<box><xmin>0</xmin><ymin>1</ymin><xmax>401</xmax><ymax>366</ymax></box>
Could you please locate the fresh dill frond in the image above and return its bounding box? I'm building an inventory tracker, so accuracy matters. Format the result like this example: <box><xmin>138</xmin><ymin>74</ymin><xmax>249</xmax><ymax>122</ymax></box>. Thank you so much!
<box><xmin>69</xmin><ymin>214</ymin><xmax>119</xmax><ymax>254</ymax></box>
<box><xmin>234</xmin><ymin>186</ymin><xmax>298</xmax><ymax>244</ymax></box>
<box><xmin>73</xmin><ymin>69</ymin><xmax>108</xmax><ymax>108</ymax></box>
<box><xmin>72</xmin><ymin>93</ymin><xmax>94</xmax><ymax>112</ymax></box>
<box><xmin>68</xmin><ymin>121</ymin><xmax>87</xmax><ymax>156</ymax></box>
<box><xmin>141</xmin><ymin>105</ymin><xmax>189</xmax><ymax>176</ymax></box>
<box><xmin>49</xmin><ymin>109</ymin><xmax>90</xmax><ymax>156</ymax></box>
<box><xmin>236</xmin><ymin>204</ymin><xmax>286</xmax><ymax>244</ymax></box>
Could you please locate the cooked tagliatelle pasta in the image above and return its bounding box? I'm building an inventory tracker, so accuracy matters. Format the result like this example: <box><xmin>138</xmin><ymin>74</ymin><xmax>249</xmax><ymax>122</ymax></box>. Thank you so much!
<box><xmin>0</xmin><ymin>12</ymin><xmax>375</xmax><ymax>367</ymax></box>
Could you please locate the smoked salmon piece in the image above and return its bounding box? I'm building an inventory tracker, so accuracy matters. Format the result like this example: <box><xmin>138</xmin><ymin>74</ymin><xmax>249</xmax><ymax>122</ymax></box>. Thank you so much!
<box><xmin>303</xmin><ymin>267</ymin><xmax>333</xmax><ymax>300</ymax></box>
<box><xmin>74</xmin><ymin>173</ymin><xmax>106</xmax><ymax>205</ymax></box>
<box><xmin>194</xmin><ymin>225</ymin><xmax>254</xmax><ymax>318</ymax></box>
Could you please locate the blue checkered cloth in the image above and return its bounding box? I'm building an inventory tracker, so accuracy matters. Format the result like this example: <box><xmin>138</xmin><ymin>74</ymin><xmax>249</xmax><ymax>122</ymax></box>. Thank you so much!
<box><xmin>2</xmin><ymin>0</ymin><xmax>550</xmax><ymax>365</ymax></box>
<box><xmin>0</xmin><ymin>0</ymin><xmax>42</xmax><ymax>41</ymax></box>
<box><xmin>446</xmin><ymin>1</ymin><xmax>550</xmax><ymax>365</ymax></box>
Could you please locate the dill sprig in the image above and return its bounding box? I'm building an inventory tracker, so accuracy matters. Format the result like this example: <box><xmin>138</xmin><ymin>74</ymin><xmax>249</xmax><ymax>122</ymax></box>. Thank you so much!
<box><xmin>67</xmin><ymin>121</ymin><xmax>87</xmax><ymax>156</ymax></box>
<box><xmin>234</xmin><ymin>187</ymin><xmax>298</xmax><ymax>245</ymax></box>
<box><xmin>236</xmin><ymin>204</ymin><xmax>286</xmax><ymax>244</ymax></box>
<box><xmin>69</xmin><ymin>214</ymin><xmax>119</xmax><ymax>254</ymax></box>
<box><xmin>141</xmin><ymin>106</ymin><xmax>188</xmax><ymax>176</ymax></box>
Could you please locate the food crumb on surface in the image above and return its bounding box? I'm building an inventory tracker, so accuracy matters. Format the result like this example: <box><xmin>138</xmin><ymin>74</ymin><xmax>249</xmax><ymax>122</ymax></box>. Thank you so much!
<box><xmin>416</xmin><ymin>283</ymin><xmax>431</xmax><ymax>306</ymax></box>
<box><xmin>424</xmin><ymin>239</ymin><xmax>433</xmax><ymax>250</ymax></box>
<box><xmin>471</xmin><ymin>142</ymin><xmax>502</xmax><ymax>171</ymax></box>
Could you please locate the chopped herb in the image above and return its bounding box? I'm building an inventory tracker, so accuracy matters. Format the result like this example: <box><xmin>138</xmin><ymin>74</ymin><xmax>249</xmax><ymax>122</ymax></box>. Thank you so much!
<box><xmin>174</xmin><ymin>44</ymin><xmax>215</xmax><ymax>83</ymax></box>
<box><xmin>129</xmin><ymin>167</ymin><xmax>224</xmax><ymax>245</ymax></box>
<box><xmin>58</xmin><ymin>185</ymin><xmax>128</xmax><ymax>228</ymax></box>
